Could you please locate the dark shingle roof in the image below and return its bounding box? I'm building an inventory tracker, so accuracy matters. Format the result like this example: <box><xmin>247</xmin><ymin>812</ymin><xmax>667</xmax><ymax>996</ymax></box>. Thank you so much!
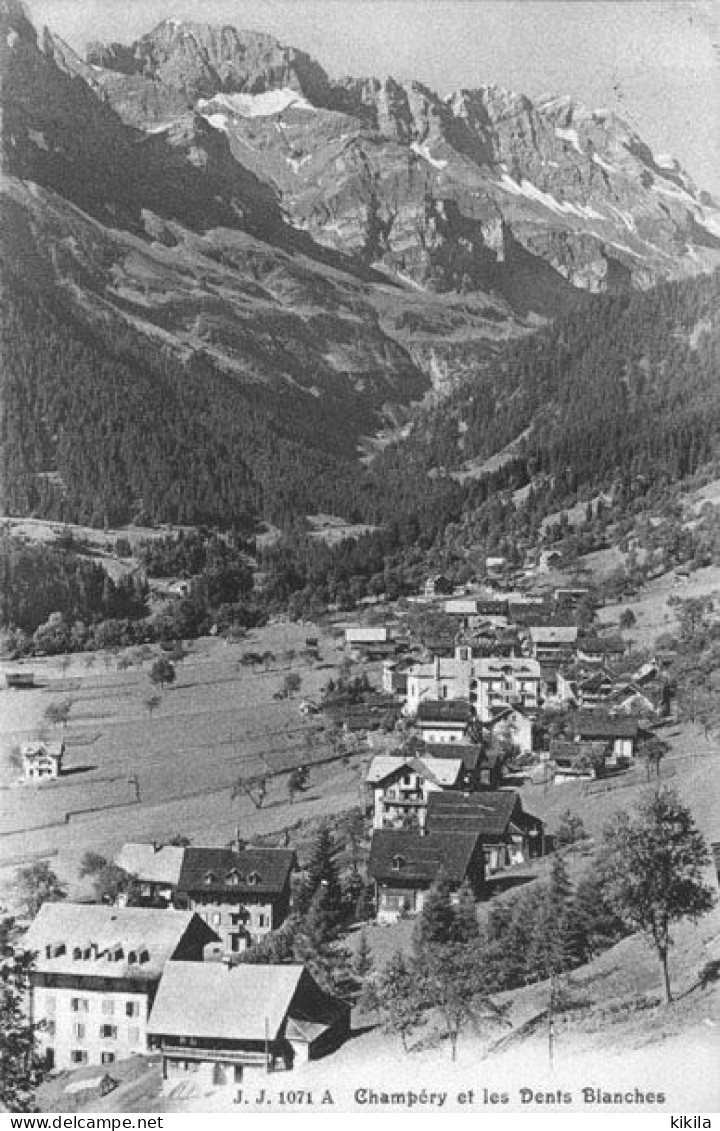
<box><xmin>549</xmin><ymin>740</ymin><xmax>607</xmax><ymax>764</ymax></box>
<box><xmin>426</xmin><ymin>790</ymin><xmax>520</xmax><ymax>837</ymax></box>
<box><xmin>367</xmin><ymin>828</ymin><xmax>482</xmax><ymax>886</ymax></box>
<box><xmin>177</xmin><ymin>847</ymin><xmax>295</xmax><ymax>898</ymax></box>
<box><xmin>579</xmin><ymin>636</ymin><xmax>626</xmax><ymax>655</ymax></box>
<box><xmin>417</xmin><ymin>699</ymin><xmax>473</xmax><ymax>723</ymax></box>
<box><xmin>573</xmin><ymin>713</ymin><xmax>640</xmax><ymax>739</ymax></box>
<box><xmin>421</xmin><ymin>743</ymin><xmax>483</xmax><ymax>771</ymax></box>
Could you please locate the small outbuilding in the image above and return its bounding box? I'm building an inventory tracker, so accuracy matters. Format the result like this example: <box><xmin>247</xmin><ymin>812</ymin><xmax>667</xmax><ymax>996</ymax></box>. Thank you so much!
<box><xmin>21</xmin><ymin>740</ymin><xmax>64</xmax><ymax>781</ymax></box>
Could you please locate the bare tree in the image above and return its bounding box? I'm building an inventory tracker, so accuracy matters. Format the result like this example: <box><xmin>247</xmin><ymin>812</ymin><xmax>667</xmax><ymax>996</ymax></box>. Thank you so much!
<box><xmin>144</xmin><ymin>693</ymin><xmax>161</xmax><ymax>720</ymax></box>
<box><xmin>232</xmin><ymin>774</ymin><xmax>268</xmax><ymax>810</ymax></box>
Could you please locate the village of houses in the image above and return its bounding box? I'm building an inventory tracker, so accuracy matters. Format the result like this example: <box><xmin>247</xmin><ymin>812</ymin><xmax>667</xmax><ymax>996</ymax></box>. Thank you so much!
<box><xmin>5</xmin><ymin>552</ymin><xmax>716</xmax><ymax>1110</ymax></box>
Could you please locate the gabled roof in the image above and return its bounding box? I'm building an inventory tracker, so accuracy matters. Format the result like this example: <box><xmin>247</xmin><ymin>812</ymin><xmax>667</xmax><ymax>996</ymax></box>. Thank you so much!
<box><xmin>486</xmin><ymin>704</ymin><xmax>532</xmax><ymax>725</ymax></box>
<box><xmin>417</xmin><ymin>699</ymin><xmax>473</xmax><ymax>723</ymax></box>
<box><xmin>345</xmin><ymin>626</ymin><xmax>390</xmax><ymax>643</ymax></box>
<box><xmin>22</xmin><ymin>903</ymin><xmax>214</xmax><ymax>983</ymax></box>
<box><xmin>426</xmin><ymin>790</ymin><xmax>523</xmax><ymax>838</ymax></box>
<box><xmin>408</xmin><ymin>659</ymin><xmax>458</xmax><ymax>680</ymax></box>
<box><xmin>474</xmin><ymin>658</ymin><xmax>541</xmax><ymax>678</ymax></box>
<box><xmin>572</xmin><ymin>713</ymin><xmax>641</xmax><ymax>739</ymax></box>
<box><xmin>148</xmin><ymin>962</ymin><xmax>306</xmax><ymax>1041</ymax></box>
<box><xmin>367</xmin><ymin>828</ymin><xmax>482</xmax><ymax>886</ymax></box>
<box><xmin>177</xmin><ymin>847</ymin><xmax>295</xmax><ymax>897</ymax></box>
<box><xmin>21</xmin><ymin>741</ymin><xmax>64</xmax><ymax>758</ymax></box>
<box><xmin>549</xmin><ymin>740</ymin><xmax>607</xmax><ymax>764</ymax></box>
<box><xmin>476</xmin><ymin>600</ymin><xmax>509</xmax><ymax>616</ymax></box>
<box><xmin>365</xmin><ymin>754</ymin><xmax>463</xmax><ymax>788</ymax></box>
<box><xmin>578</xmin><ymin>636</ymin><xmax>626</xmax><ymax>654</ymax></box>
<box><xmin>115</xmin><ymin>843</ymin><xmax>185</xmax><ymax>886</ymax></box>
<box><xmin>530</xmin><ymin>626</ymin><xmax>579</xmax><ymax>644</ymax></box>
<box><xmin>577</xmin><ymin>671</ymin><xmax>615</xmax><ymax>693</ymax></box>
<box><xmin>421</xmin><ymin>743</ymin><xmax>484</xmax><ymax>771</ymax></box>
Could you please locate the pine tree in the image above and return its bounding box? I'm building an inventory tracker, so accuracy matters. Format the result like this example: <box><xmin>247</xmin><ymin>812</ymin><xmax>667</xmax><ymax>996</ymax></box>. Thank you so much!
<box><xmin>529</xmin><ymin>854</ymin><xmax>575</xmax><ymax>981</ymax></box>
<box><xmin>0</xmin><ymin>950</ymin><xmax>48</xmax><ymax>1112</ymax></box>
<box><xmin>353</xmin><ymin>929</ymin><xmax>374</xmax><ymax>979</ymax></box>
<box><xmin>378</xmin><ymin>951</ymin><xmax>423</xmax><ymax>1052</ymax></box>
<box><xmin>299</xmin><ymin>825</ymin><xmax>344</xmax><ymax>930</ymax></box>
<box><xmin>414</xmin><ymin>869</ymin><xmax>456</xmax><ymax>954</ymax></box>
<box><xmin>453</xmin><ymin>878</ymin><xmax>480</xmax><ymax>943</ymax></box>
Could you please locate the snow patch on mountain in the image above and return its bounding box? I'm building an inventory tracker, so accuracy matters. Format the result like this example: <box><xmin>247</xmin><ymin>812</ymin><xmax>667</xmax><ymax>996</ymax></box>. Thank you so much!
<box><xmin>607</xmin><ymin>204</ymin><xmax>637</xmax><ymax>233</ymax></box>
<box><xmin>654</xmin><ymin>153</ymin><xmax>678</xmax><ymax>170</ymax></box>
<box><xmin>197</xmin><ymin>88</ymin><xmax>314</xmax><ymax>119</ymax></box>
<box><xmin>593</xmin><ymin>154</ymin><xmax>617</xmax><ymax>175</ymax></box>
<box><xmin>651</xmin><ymin>179</ymin><xmax>697</xmax><ymax>206</ymax></box>
<box><xmin>499</xmin><ymin>175</ymin><xmax>604</xmax><ymax>221</ymax></box>
<box><xmin>205</xmin><ymin>113</ymin><xmax>229</xmax><ymax>132</ymax></box>
<box><xmin>411</xmin><ymin>141</ymin><xmax>448</xmax><ymax>170</ymax></box>
<box><xmin>700</xmin><ymin>211</ymin><xmax>720</xmax><ymax>238</ymax></box>
<box><xmin>555</xmin><ymin>127</ymin><xmax>583</xmax><ymax>155</ymax></box>
<box><xmin>286</xmin><ymin>154</ymin><xmax>311</xmax><ymax>174</ymax></box>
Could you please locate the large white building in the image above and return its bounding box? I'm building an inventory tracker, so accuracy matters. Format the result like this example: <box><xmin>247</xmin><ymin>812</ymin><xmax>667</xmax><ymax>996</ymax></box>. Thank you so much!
<box><xmin>405</xmin><ymin>648</ymin><xmax>540</xmax><ymax>722</ymax></box>
<box><xmin>365</xmin><ymin>753</ymin><xmax>464</xmax><ymax>829</ymax></box>
<box><xmin>24</xmin><ymin>903</ymin><xmax>217</xmax><ymax>1071</ymax></box>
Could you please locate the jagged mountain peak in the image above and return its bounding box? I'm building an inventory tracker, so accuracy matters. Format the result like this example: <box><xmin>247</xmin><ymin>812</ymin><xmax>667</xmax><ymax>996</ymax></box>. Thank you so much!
<box><xmin>85</xmin><ymin>18</ymin><xmax>333</xmax><ymax>105</ymax></box>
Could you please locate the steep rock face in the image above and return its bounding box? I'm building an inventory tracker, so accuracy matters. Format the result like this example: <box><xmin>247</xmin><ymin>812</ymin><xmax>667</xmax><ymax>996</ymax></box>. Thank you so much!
<box><xmin>79</xmin><ymin>19</ymin><xmax>720</xmax><ymax>300</ymax></box>
<box><xmin>3</xmin><ymin>4</ymin><xmax>720</xmax><ymax>444</ymax></box>
<box><xmin>86</xmin><ymin>20</ymin><xmax>334</xmax><ymax>107</ymax></box>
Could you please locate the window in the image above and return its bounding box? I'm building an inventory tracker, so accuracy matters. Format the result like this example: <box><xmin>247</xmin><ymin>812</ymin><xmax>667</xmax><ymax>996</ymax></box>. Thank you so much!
<box><xmin>212</xmin><ymin>912</ymin><xmax>221</xmax><ymax>926</ymax></box>
<box><xmin>102</xmin><ymin>999</ymin><xmax>115</xmax><ymax>1016</ymax></box>
<box><xmin>247</xmin><ymin>872</ymin><xmax>260</xmax><ymax>886</ymax></box>
<box><xmin>101</xmin><ymin>1052</ymin><xmax>116</xmax><ymax>1065</ymax></box>
<box><xmin>71</xmin><ymin>998</ymin><xmax>88</xmax><ymax>1013</ymax></box>
<box><xmin>73</xmin><ymin>1023</ymin><xmax>86</xmax><ymax>1041</ymax></box>
<box><xmin>392</xmin><ymin>855</ymin><xmax>405</xmax><ymax>871</ymax></box>
<box><xmin>257</xmin><ymin>913</ymin><xmax>268</xmax><ymax>928</ymax></box>
<box><xmin>46</xmin><ymin>1021</ymin><xmax>56</xmax><ymax>1037</ymax></box>
<box><xmin>71</xmin><ymin>1050</ymin><xmax>88</xmax><ymax>1066</ymax></box>
<box><xmin>128</xmin><ymin>1027</ymin><xmax>140</xmax><ymax>1046</ymax></box>
<box><xmin>204</xmin><ymin>872</ymin><xmax>216</xmax><ymax>885</ymax></box>
<box><xmin>126</xmin><ymin>1001</ymin><xmax>140</xmax><ymax>1018</ymax></box>
<box><xmin>100</xmin><ymin>1024</ymin><xmax>117</xmax><ymax>1039</ymax></box>
<box><xmin>45</xmin><ymin>995</ymin><xmax>56</xmax><ymax>1016</ymax></box>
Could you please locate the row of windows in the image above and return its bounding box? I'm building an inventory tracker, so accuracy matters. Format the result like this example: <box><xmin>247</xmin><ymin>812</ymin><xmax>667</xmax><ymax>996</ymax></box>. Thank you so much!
<box><xmin>69</xmin><ymin>1050</ymin><xmax>117</xmax><ymax>1066</ymax></box>
<box><xmin>65</xmin><ymin>998</ymin><xmax>141</xmax><ymax>1017</ymax></box>
<box><xmin>63</xmin><ymin>1022</ymin><xmax>141</xmax><ymax>1042</ymax></box>
<box><xmin>196</xmin><ymin>911</ymin><xmax>269</xmax><ymax>929</ymax></box>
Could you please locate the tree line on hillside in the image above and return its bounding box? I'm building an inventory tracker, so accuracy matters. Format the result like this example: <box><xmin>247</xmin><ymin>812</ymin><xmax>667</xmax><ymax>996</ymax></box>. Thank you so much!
<box><xmin>369</xmin><ymin>788</ymin><xmax>716</xmax><ymax>1059</ymax></box>
<box><xmin>5</xmin><ymin>262</ymin><xmax>719</xmax><ymax>544</ymax></box>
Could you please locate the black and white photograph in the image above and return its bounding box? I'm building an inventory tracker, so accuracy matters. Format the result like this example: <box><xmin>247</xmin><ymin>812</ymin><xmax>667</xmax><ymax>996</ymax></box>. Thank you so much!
<box><xmin>1</xmin><ymin>0</ymin><xmax>719</xmax><ymax>1117</ymax></box>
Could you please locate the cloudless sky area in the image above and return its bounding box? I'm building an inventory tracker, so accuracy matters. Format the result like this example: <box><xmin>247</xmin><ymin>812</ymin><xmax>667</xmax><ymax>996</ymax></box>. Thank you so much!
<box><xmin>30</xmin><ymin>0</ymin><xmax>719</xmax><ymax>197</ymax></box>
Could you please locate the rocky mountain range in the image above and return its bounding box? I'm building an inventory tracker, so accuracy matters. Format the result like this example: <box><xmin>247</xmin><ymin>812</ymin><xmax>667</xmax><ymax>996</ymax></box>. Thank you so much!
<box><xmin>2</xmin><ymin>0</ymin><xmax>720</xmax><ymax>461</ymax></box>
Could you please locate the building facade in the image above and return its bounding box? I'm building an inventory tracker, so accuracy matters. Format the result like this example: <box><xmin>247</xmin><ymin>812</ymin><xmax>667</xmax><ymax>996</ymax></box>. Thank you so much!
<box><xmin>21</xmin><ymin>741</ymin><xmax>64</xmax><ymax>781</ymax></box>
<box><xmin>23</xmin><ymin>903</ymin><xmax>217</xmax><ymax>1071</ymax></box>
